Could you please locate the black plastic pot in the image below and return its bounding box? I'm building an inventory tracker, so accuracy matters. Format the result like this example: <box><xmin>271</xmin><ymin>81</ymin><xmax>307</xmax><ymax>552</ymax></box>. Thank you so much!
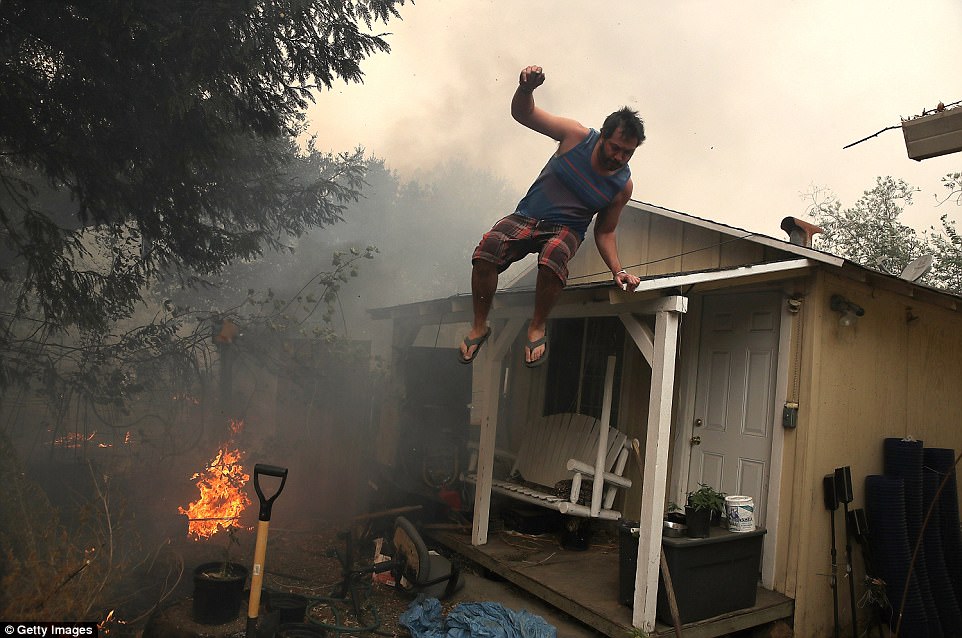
<box><xmin>267</xmin><ymin>591</ymin><xmax>309</xmax><ymax>625</ymax></box>
<box><xmin>685</xmin><ymin>506</ymin><xmax>711</xmax><ymax>539</ymax></box>
<box><xmin>277</xmin><ymin>623</ymin><xmax>327</xmax><ymax>637</ymax></box>
<box><xmin>665</xmin><ymin>511</ymin><xmax>687</xmax><ymax>525</ymax></box>
<box><xmin>560</xmin><ymin>515</ymin><xmax>591</xmax><ymax>550</ymax></box>
<box><xmin>711</xmin><ymin>508</ymin><xmax>723</xmax><ymax>527</ymax></box>
<box><xmin>192</xmin><ymin>561</ymin><xmax>249</xmax><ymax>625</ymax></box>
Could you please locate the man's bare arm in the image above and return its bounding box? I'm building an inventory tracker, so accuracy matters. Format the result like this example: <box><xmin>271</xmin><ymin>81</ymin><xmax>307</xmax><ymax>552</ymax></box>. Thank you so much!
<box><xmin>595</xmin><ymin>181</ymin><xmax>642</xmax><ymax>290</ymax></box>
<box><xmin>510</xmin><ymin>65</ymin><xmax>587</xmax><ymax>150</ymax></box>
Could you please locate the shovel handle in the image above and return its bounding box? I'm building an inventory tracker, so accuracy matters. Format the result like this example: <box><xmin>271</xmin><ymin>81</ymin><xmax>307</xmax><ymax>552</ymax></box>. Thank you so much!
<box><xmin>253</xmin><ymin>463</ymin><xmax>288</xmax><ymax>521</ymax></box>
<box><xmin>255</xmin><ymin>463</ymin><xmax>288</xmax><ymax>479</ymax></box>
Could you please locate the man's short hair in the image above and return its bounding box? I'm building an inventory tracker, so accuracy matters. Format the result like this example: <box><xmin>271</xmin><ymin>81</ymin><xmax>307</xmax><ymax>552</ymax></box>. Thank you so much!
<box><xmin>601</xmin><ymin>107</ymin><xmax>645</xmax><ymax>145</ymax></box>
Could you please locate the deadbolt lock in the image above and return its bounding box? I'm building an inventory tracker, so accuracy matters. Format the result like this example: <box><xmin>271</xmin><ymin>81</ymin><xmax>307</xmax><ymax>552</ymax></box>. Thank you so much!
<box><xmin>690</xmin><ymin>435</ymin><xmax>702</xmax><ymax>445</ymax></box>
<box><xmin>694</xmin><ymin>418</ymin><xmax>704</xmax><ymax>428</ymax></box>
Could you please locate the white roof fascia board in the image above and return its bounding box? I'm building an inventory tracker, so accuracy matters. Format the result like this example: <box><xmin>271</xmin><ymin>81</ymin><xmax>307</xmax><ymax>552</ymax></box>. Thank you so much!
<box><xmin>625</xmin><ymin>258</ymin><xmax>816</xmax><ymax>294</ymax></box>
<box><xmin>372</xmin><ymin>260</ymin><xmax>811</xmax><ymax>322</ymax></box>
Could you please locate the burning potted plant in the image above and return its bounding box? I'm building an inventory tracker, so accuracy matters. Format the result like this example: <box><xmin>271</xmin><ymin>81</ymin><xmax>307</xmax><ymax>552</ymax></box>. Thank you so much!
<box><xmin>179</xmin><ymin>429</ymin><xmax>253</xmax><ymax>625</ymax></box>
<box><xmin>685</xmin><ymin>483</ymin><xmax>726</xmax><ymax>538</ymax></box>
<box><xmin>192</xmin><ymin>525</ymin><xmax>249</xmax><ymax>625</ymax></box>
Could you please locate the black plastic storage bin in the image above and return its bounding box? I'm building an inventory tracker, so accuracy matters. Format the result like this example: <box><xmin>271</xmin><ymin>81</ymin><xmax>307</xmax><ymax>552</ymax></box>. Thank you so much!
<box><xmin>657</xmin><ymin>527</ymin><xmax>766</xmax><ymax>624</ymax></box>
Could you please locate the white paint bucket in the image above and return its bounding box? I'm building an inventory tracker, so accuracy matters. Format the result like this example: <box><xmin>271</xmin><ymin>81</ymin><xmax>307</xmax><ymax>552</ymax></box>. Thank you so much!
<box><xmin>725</xmin><ymin>495</ymin><xmax>755</xmax><ymax>532</ymax></box>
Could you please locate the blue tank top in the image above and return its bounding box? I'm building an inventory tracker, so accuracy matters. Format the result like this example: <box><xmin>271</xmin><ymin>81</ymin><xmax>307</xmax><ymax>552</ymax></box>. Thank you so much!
<box><xmin>514</xmin><ymin>129</ymin><xmax>631</xmax><ymax>239</ymax></box>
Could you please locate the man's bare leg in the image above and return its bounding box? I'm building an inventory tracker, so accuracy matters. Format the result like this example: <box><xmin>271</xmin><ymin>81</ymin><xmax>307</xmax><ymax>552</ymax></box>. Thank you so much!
<box><xmin>526</xmin><ymin>265</ymin><xmax>564</xmax><ymax>365</ymax></box>
<box><xmin>460</xmin><ymin>260</ymin><xmax>498</xmax><ymax>360</ymax></box>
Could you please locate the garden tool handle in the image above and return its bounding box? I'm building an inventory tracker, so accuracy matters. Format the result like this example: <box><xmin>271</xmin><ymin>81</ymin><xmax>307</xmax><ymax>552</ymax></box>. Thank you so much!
<box><xmin>247</xmin><ymin>518</ymin><xmax>271</xmax><ymax>634</ymax></box>
<box><xmin>253</xmin><ymin>463</ymin><xmax>288</xmax><ymax>521</ymax></box>
<box><xmin>247</xmin><ymin>464</ymin><xmax>288</xmax><ymax>637</ymax></box>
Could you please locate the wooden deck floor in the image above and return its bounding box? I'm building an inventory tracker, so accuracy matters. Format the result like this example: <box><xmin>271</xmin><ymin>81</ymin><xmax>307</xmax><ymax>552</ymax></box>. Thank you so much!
<box><xmin>428</xmin><ymin>527</ymin><xmax>794</xmax><ymax>638</ymax></box>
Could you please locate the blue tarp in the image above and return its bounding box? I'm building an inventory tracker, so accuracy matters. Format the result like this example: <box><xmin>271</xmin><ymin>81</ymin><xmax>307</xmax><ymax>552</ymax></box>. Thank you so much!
<box><xmin>400</xmin><ymin>596</ymin><xmax>557</xmax><ymax>638</ymax></box>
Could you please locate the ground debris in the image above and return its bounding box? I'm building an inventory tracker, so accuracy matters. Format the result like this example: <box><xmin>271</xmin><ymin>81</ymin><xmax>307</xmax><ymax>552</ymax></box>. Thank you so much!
<box><xmin>142</xmin><ymin>522</ymin><xmax>422</xmax><ymax>637</ymax></box>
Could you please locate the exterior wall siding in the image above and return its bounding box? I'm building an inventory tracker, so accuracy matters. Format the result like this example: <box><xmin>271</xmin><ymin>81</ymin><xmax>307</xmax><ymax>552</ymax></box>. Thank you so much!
<box><xmin>785</xmin><ymin>270</ymin><xmax>962</xmax><ymax>636</ymax></box>
<box><xmin>567</xmin><ymin>206</ymin><xmax>774</xmax><ymax>285</ymax></box>
<box><xmin>373</xmin><ymin>208</ymin><xmax>962</xmax><ymax>636</ymax></box>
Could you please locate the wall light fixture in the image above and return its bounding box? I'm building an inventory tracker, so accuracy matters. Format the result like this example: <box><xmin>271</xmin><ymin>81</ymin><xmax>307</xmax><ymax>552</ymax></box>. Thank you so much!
<box><xmin>830</xmin><ymin>294</ymin><xmax>865</xmax><ymax>327</ymax></box>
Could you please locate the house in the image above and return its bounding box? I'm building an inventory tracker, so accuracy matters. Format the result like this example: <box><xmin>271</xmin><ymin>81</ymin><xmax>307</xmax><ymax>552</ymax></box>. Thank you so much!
<box><xmin>368</xmin><ymin>200</ymin><xmax>962</xmax><ymax>636</ymax></box>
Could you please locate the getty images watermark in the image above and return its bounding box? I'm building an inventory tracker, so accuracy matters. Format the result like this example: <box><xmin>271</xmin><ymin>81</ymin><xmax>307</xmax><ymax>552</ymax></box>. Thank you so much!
<box><xmin>1</xmin><ymin>623</ymin><xmax>98</xmax><ymax>636</ymax></box>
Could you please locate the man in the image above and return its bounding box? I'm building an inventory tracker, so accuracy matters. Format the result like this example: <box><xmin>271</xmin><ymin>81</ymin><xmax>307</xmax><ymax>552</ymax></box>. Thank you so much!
<box><xmin>458</xmin><ymin>64</ymin><xmax>645</xmax><ymax>368</ymax></box>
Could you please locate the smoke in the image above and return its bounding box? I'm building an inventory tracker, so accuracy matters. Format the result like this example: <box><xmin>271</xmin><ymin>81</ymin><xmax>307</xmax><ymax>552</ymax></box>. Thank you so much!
<box><xmin>285</xmin><ymin>157</ymin><xmax>520</xmax><ymax>340</ymax></box>
<box><xmin>307</xmin><ymin>0</ymin><xmax>962</xmax><ymax>238</ymax></box>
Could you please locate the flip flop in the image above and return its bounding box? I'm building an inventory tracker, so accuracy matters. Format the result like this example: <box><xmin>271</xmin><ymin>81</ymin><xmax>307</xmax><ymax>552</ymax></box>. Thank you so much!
<box><xmin>524</xmin><ymin>335</ymin><xmax>549</xmax><ymax>368</ymax></box>
<box><xmin>458</xmin><ymin>327</ymin><xmax>491</xmax><ymax>364</ymax></box>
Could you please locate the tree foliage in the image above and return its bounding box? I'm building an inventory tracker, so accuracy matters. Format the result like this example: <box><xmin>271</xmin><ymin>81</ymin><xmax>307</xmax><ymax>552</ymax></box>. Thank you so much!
<box><xmin>927</xmin><ymin>172</ymin><xmax>962</xmax><ymax>292</ymax></box>
<box><xmin>936</xmin><ymin>171</ymin><xmax>962</xmax><ymax>207</ymax></box>
<box><xmin>806</xmin><ymin>173</ymin><xmax>962</xmax><ymax>295</ymax></box>
<box><xmin>0</xmin><ymin>0</ymin><xmax>405</xmax><ymax>332</ymax></box>
<box><xmin>807</xmin><ymin>176</ymin><xmax>926</xmax><ymax>275</ymax></box>
<box><xmin>0</xmin><ymin>1</ymin><xmax>406</xmax><ymax>403</ymax></box>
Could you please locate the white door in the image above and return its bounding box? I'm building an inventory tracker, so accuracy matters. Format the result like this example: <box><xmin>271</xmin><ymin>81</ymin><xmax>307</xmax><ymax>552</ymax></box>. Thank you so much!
<box><xmin>687</xmin><ymin>291</ymin><xmax>780</xmax><ymax>525</ymax></box>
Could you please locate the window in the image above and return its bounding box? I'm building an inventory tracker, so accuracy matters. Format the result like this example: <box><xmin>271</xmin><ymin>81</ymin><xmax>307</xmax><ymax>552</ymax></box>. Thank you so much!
<box><xmin>543</xmin><ymin>317</ymin><xmax>624</xmax><ymax>423</ymax></box>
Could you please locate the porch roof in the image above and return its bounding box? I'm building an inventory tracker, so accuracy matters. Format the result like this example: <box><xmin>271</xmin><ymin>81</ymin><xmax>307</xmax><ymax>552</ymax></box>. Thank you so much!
<box><xmin>369</xmin><ymin>255</ymin><xmax>962</xmax><ymax>324</ymax></box>
<box><xmin>368</xmin><ymin>258</ymin><xmax>819</xmax><ymax>322</ymax></box>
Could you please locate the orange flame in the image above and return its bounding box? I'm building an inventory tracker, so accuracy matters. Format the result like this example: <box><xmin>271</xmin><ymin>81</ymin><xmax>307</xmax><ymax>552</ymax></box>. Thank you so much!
<box><xmin>53</xmin><ymin>431</ymin><xmax>96</xmax><ymax>448</ymax></box>
<box><xmin>98</xmin><ymin>610</ymin><xmax>116</xmax><ymax>630</ymax></box>
<box><xmin>178</xmin><ymin>420</ymin><xmax>251</xmax><ymax>539</ymax></box>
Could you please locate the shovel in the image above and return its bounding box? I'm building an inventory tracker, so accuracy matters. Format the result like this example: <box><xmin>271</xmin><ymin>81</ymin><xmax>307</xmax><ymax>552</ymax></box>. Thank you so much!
<box><xmin>834</xmin><ymin>466</ymin><xmax>858</xmax><ymax>638</ymax></box>
<box><xmin>246</xmin><ymin>463</ymin><xmax>289</xmax><ymax>638</ymax></box>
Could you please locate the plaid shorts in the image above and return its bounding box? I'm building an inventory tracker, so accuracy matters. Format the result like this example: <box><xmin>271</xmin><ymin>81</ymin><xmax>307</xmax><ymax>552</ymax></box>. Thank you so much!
<box><xmin>472</xmin><ymin>213</ymin><xmax>582</xmax><ymax>285</ymax></box>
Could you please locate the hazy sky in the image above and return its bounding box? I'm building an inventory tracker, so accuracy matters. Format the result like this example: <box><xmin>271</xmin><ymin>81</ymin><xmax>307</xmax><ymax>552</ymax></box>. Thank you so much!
<box><xmin>306</xmin><ymin>0</ymin><xmax>962</xmax><ymax>240</ymax></box>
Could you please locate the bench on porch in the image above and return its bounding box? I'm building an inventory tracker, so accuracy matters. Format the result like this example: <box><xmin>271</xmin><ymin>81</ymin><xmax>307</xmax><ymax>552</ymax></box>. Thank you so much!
<box><xmin>463</xmin><ymin>356</ymin><xmax>633</xmax><ymax>520</ymax></box>
<box><xmin>464</xmin><ymin>412</ymin><xmax>633</xmax><ymax>520</ymax></box>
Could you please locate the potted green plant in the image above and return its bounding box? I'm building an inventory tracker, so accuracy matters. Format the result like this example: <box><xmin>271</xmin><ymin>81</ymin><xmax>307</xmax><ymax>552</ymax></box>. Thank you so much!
<box><xmin>685</xmin><ymin>484</ymin><xmax>726</xmax><ymax>538</ymax></box>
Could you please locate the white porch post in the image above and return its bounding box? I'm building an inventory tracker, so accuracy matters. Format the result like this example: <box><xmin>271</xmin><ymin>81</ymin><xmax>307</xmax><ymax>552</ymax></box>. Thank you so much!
<box><xmin>632</xmin><ymin>309</ymin><xmax>681</xmax><ymax>631</ymax></box>
<box><xmin>471</xmin><ymin>319</ymin><xmax>524</xmax><ymax>545</ymax></box>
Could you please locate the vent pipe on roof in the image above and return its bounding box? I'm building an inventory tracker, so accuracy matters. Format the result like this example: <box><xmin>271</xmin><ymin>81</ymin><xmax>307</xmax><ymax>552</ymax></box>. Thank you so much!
<box><xmin>780</xmin><ymin>217</ymin><xmax>824</xmax><ymax>248</ymax></box>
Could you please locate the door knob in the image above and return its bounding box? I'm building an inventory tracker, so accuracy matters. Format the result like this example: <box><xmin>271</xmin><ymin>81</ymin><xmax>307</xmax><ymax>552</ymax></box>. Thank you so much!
<box><xmin>690</xmin><ymin>435</ymin><xmax>702</xmax><ymax>445</ymax></box>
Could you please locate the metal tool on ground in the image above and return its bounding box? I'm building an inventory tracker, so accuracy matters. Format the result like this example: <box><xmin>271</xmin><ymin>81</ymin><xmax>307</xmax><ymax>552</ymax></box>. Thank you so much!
<box><xmin>246</xmin><ymin>463</ymin><xmax>289</xmax><ymax>638</ymax></box>
<box><xmin>834</xmin><ymin>466</ymin><xmax>859</xmax><ymax>638</ymax></box>
<box><xmin>823</xmin><ymin>474</ymin><xmax>841</xmax><ymax>638</ymax></box>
